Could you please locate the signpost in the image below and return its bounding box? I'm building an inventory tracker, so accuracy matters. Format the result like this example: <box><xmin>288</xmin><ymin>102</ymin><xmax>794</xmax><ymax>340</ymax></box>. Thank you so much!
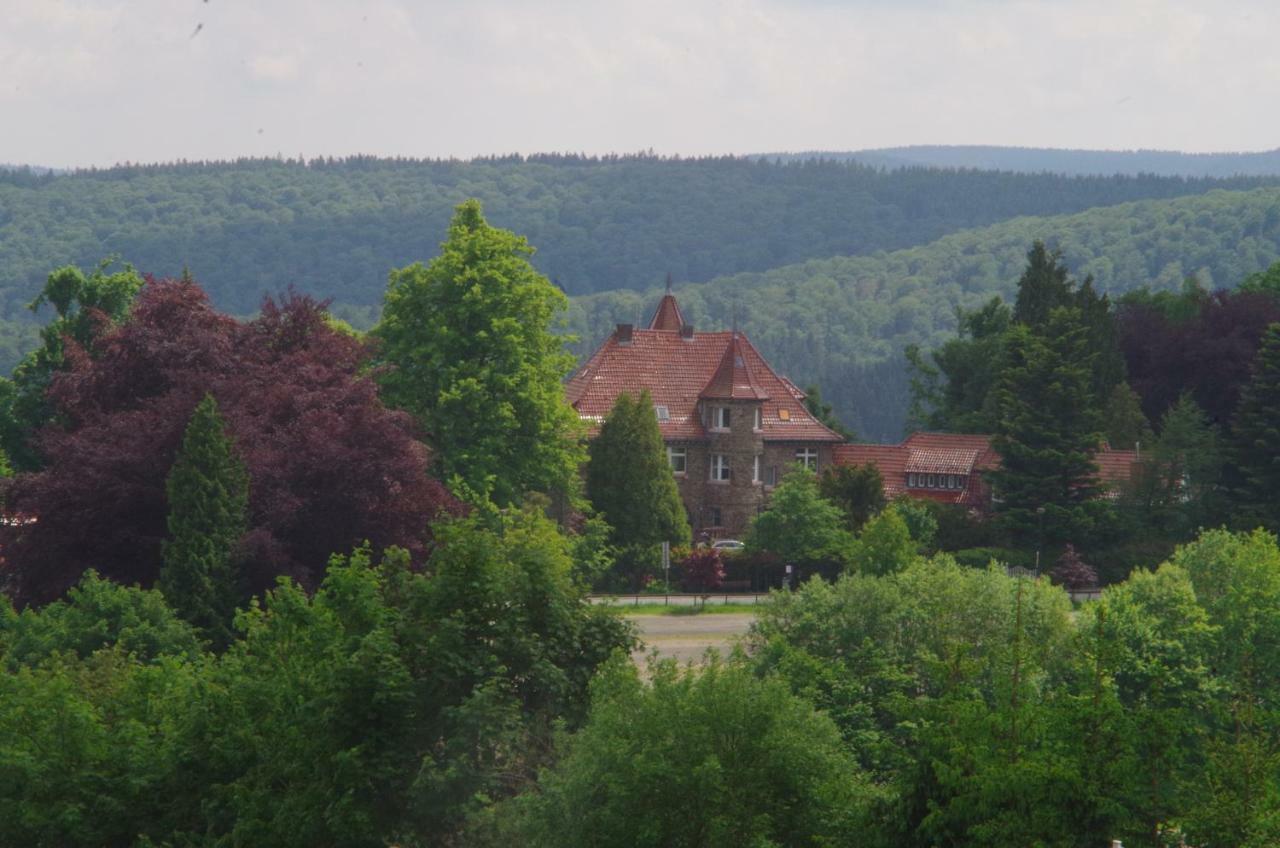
<box><xmin>662</xmin><ymin>541</ymin><xmax>671</xmax><ymax>605</ymax></box>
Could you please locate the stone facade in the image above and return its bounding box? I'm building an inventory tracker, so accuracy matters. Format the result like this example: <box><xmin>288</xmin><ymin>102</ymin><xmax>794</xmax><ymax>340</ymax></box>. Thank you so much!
<box><xmin>566</xmin><ymin>292</ymin><xmax>844</xmax><ymax>540</ymax></box>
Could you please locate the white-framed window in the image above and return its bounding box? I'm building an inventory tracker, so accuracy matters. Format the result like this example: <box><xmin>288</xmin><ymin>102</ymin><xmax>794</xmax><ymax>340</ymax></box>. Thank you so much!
<box><xmin>754</xmin><ymin>407</ymin><xmax>763</xmax><ymax>431</ymax></box>
<box><xmin>711</xmin><ymin>406</ymin><xmax>731</xmax><ymax>430</ymax></box>
<box><xmin>927</xmin><ymin>473</ymin><xmax>937</xmax><ymax>488</ymax></box>
<box><xmin>907</xmin><ymin>472</ymin><xmax>917</xmax><ymax>488</ymax></box>
<box><xmin>655</xmin><ymin>404</ymin><xmax>670</xmax><ymax>422</ymax></box>
<box><xmin>710</xmin><ymin>454</ymin><xmax>731</xmax><ymax>482</ymax></box>
<box><xmin>753</xmin><ymin>454</ymin><xmax>761</xmax><ymax>483</ymax></box>
<box><xmin>667</xmin><ymin>445</ymin><xmax>687</xmax><ymax>475</ymax></box>
<box><xmin>795</xmin><ymin>447</ymin><xmax>818</xmax><ymax>470</ymax></box>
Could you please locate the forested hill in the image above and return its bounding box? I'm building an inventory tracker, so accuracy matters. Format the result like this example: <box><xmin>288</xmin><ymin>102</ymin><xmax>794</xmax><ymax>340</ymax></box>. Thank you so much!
<box><xmin>766</xmin><ymin>145</ymin><xmax>1280</xmax><ymax>177</ymax></box>
<box><xmin>2</xmin><ymin>155</ymin><xmax>1279</xmax><ymax>317</ymax></box>
<box><xmin>569</xmin><ymin>187</ymin><xmax>1280</xmax><ymax>441</ymax></box>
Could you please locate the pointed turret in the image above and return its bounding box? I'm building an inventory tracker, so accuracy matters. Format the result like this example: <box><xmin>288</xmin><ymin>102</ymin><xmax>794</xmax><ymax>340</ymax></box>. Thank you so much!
<box><xmin>700</xmin><ymin>333</ymin><xmax>770</xmax><ymax>400</ymax></box>
<box><xmin>648</xmin><ymin>277</ymin><xmax>686</xmax><ymax>331</ymax></box>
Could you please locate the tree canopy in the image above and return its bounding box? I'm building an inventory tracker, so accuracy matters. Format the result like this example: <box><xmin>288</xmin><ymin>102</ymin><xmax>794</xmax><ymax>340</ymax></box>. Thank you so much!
<box><xmin>376</xmin><ymin>199</ymin><xmax>584</xmax><ymax>507</ymax></box>
<box><xmin>0</xmin><ymin>278</ymin><xmax>455</xmax><ymax>606</ymax></box>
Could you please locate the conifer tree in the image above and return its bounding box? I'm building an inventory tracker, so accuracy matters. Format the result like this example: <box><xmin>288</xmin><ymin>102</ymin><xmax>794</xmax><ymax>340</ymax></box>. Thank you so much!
<box><xmin>991</xmin><ymin>308</ymin><xmax>1104</xmax><ymax>547</ymax></box>
<box><xmin>1102</xmin><ymin>382</ymin><xmax>1153</xmax><ymax>451</ymax></box>
<box><xmin>159</xmin><ymin>394</ymin><xmax>249</xmax><ymax>646</ymax></box>
<box><xmin>1012</xmin><ymin>241</ymin><xmax>1074</xmax><ymax>329</ymax></box>
<box><xmin>585</xmin><ymin>390</ymin><xmax>690</xmax><ymax>564</ymax></box>
<box><xmin>1232</xmin><ymin>323</ymin><xmax>1280</xmax><ymax>530</ymax></box>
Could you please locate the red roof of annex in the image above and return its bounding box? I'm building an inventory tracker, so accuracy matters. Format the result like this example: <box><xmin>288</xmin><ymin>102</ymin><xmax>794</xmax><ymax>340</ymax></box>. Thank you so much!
<box><xmin>566</xmin><ymin>294</ymin><xmax>842</xmax><ymax>442</ymax></box>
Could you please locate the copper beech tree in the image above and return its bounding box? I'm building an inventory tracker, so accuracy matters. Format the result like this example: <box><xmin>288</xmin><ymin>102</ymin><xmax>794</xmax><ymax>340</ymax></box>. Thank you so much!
<box><xmin>1</xmin><ymin>277</ymin><xmax>456</xmax><ymax>606</ymax></box>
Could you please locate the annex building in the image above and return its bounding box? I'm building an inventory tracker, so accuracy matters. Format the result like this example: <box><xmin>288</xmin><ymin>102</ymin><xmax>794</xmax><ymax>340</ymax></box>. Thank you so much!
<box><xmin>568</xmin><ymin>291</ymin><xmax>1140</xmax><ymax>538</ymax></box>
<box><xmin>566</xmin><ymin>291</ymin><xmax>843</xmax><ymax>537</ymax></box>
<box><xmin>836</xmin><ymin>431</ymin><xmax>1140</xmax><ymax>510</ymax></box>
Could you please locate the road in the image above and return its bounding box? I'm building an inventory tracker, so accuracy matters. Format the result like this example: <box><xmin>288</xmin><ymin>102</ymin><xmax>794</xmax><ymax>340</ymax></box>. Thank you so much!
<box><xmin>627</xmin><ymin>612</ymin><xmax>756</xmax><ymax>665</ymax></box>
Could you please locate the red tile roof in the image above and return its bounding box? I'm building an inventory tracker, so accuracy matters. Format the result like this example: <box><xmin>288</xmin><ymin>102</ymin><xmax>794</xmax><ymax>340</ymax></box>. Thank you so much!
<box><xmin>835</xmin><ymin>432</ymin><xmax>1139</xmax><ymax>505</ymax></box>
<box><xmin>567</xmin><ymin>306</ymin><xmax>842</xmax><ymax>442</ymax></box>
<box><xmin>1096</xmin><ymin>449</ymin><xmax>1139</xmax><ymax>490</ymax></box>
<box><xmin>648</xmin><ymin>294</ymin><xmax>686</xmax><ymax>331</ymax></box>
<box><xmin>700</xmin><ymin>334</ymin><xmax>771</xmax><ymax>401</ymax></box>
<box><xmin>834</xmin><ymin>444</ymin><xmax>909</xmax><ymax>498</ymax></box>
<box><xmin>903</xmin><ymin>432</ymin><xmax>1000</xmax><ymax>470</ymax></box>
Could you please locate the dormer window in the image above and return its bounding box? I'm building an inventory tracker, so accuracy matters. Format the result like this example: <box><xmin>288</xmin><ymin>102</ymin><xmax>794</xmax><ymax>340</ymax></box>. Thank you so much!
<box><xmin>654</xmin><ymin>404</ymin><xmax>670</xmax><ymax>422</ymax></box>
<box><xmin>711</xmin><ymin>406</ymin><xmax>731</xmax><ymax>430</ymax></box>
<box><xmin>778</xmin><ymin>408</ymin><xmax>791</xmax><ymax>421</ymax></box>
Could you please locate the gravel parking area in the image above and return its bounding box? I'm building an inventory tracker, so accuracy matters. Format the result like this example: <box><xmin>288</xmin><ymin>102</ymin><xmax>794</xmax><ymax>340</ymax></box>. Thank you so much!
<box><xmin>627</xmin><ymin>613</ymin><xmax>756</xmax><ymax>665</ymax></box>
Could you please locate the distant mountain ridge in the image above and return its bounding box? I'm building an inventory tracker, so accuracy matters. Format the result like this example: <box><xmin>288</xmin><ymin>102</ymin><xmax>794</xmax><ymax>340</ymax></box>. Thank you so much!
<box><xmin>761</xmin><ymin>145</ymin><xmax>1280</xmax><ymax>178</ymax></box>
<box><xmin>1</xmin><ymin>155</ymin><xmax>1278</xmax><ymax>320</ymax></box>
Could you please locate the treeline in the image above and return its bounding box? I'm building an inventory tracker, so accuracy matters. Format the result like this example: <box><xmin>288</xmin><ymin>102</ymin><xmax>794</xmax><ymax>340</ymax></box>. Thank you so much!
<box><xmin>572</xmin><ymin>186</ymin><xmax>1280</xmax><ymax>439</ymax></box>
<box><xmin>766</xmin><ymin>144</ymin><xmax>1280</xmax><ymax>177</ymax></box>
<box><xmin>1</xmin><ymin>153</ymin><xmax>1276</xmax><ymax>320</ymax></box>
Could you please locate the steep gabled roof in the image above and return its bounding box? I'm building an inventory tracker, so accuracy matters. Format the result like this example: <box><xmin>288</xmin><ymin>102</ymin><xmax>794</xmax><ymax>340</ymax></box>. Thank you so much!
<box><xmin>700</xmin><ymin>333</ymin><xmax>770</xmax><ymax>401</ymax></box>
<box><xmin>567</xmin><ymin>297</ymin><xmax>841</xmax><ymax>442</ymax></box>
<box><xmin>648</xmin><ymin>293</ymin><xmax>686</xmax><ymax>331</ymax></box>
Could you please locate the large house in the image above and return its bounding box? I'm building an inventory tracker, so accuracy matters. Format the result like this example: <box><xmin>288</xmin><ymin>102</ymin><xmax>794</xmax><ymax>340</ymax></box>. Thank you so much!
<box><xmin>835</xmin><ymin>431</ymin><xmax>1140</xmax><ymax>511</ymax></box>
<box><xmin>568</xmin><ymin>291</ymin><xmax>1139</xmax><ymax>536</ymax></box>
<box><xmin>566</xmin><ymin>291</ymin><xmax>843</xmax><ymax>537</ymax></box>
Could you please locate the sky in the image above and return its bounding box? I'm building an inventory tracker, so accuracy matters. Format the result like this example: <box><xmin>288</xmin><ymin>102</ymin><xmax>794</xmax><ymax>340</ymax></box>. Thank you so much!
<box><xmin>3</xmin><ymin>0</ymin><xmax>1279</xmax><ymax>168</ymax></box>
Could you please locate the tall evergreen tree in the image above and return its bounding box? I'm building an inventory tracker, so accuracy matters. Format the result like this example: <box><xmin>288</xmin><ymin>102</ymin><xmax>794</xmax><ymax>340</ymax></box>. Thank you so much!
<box><xmin>159</xmin><ymin>394</ymin><xmax>249</xmax><ymax>647</ymax></box>
<box><xmin>585</xmin><ymin>390</ymin><xmax>690</xmax><ymax>561</ymax></box>
<box><xmin>1232</xmin><ymin>323</ymin><xmax>1280</xmax><ymax>530</ymax></box>
<box><xmin>1131</xmin><ymin>393</ymin><xmax>1224</xmax><ymax>535</ymax></box>
<box><xmin>990</xmin><ymin>308</ymin><xmax>1104</xmax><ymax>547</ymax></box>
<box><xmin>1013</xmin><ymin>241</ymin><xmax>1075</xmax><ymax>329</ymax></box>
<box><xmin>375</xmin><ymin>199</ymin><xmax>584</xmax><ymax>508</ymax></box>
<box><xmin>1102</xmin><ymin>382</ymin><xmax>1153</xmax><ymax>451</ymax></box>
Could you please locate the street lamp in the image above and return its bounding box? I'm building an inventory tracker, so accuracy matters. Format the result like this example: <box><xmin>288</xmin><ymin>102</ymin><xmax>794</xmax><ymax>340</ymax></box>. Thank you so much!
<box><xmin>1035</xmin><ymin>506</ymin><xmax>1046</xmax><ymax>576</ymax></box>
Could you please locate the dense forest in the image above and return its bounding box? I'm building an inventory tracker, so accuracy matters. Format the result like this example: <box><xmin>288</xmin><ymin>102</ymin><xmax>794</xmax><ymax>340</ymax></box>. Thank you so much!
<box><xmin>767</xmin><ymin>144</ymin><xmax>1280</xmax><ymax>177</ymax></box>
<box><xmin>573</xmin><ymin>186</ymin><xmax>1280</xmax><ymax>439</ymax></box>
<box><xmin>2</xmin><ymin>154</ymin><xmax>1278</xmax><ymax>319</ymax></box>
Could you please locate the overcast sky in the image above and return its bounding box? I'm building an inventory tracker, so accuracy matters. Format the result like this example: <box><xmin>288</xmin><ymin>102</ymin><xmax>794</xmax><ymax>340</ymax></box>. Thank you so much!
<box><xmin>3</xmin><ymin>0</ymin><xmax>1278</xmax><ymax>168</ymax></box>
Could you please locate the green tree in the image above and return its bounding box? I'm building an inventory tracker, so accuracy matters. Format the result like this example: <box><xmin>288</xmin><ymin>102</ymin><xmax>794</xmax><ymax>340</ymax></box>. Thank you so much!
<box><xmin>802</xmin><ymin>382</ymin><xmax>856</xmax><ymax>439</ymax></box>
<box><xmin>747</xmin><ymin>466</ymin><xmax>855</xmax><ymax>567</ymax></box>
<box><xmin>159</xmin><ymin>394</ymin><xmax>249</xmax><ymax>647</ymax></box>
<box><xmin>1</xmin><ymin>570</ymin><xmax>201</xmax><ymax>670</ymax></box>
<box><xmin>847</xmin><ymin>504</ymin><xmax>919</xmax><ymax>576</ymax></box>
<box><xmin>991</xmin><ymin>309</ymin><xmax>1105</xmax><ymax>546</ymax></box>
<box><xmin>1013</xmin><ymin>240</ymin><xmax>1075</xmax><ymax>329</ymax></box>
<box><xmin>0</xmin><ymin>260</ymin><xmax>143</xmax><ymax>470</ymax></box>
<box><xmin>501</xmin><ymin>655</ymin><xmax>876</xmax><ymax>848</ymax></box>
<box><xmin>1130</xmin><ymin>393</ymin><xmax>1224</xmax><ymax>535</ymax></box>
<box><xmin>818</xmin><ymin>462</ymin><xmax>886</xmax><ymax>531</ymax></box>
<box><xmin>585</xmin><ymin>390</ymin><xmax>690</xmax><ymax>583</ymax></box>
<box><xmin>375</xmin><ymin>199</ymin><xmax>584</xmax><ymax>507</ymax></box>
<box><xmin>1232</xmin><ymin>323</ymin><xmax>1280</xmax><ymax>530</ymax></box>
<box><xmin>907</xmin><ymin>296</ymin><xmax>1011</xmax><ymax>432</ymax></box>
<box><xmin>1102</xmin><ymin>381</ymin><xmax>1153</xmax><ymax>451</ymax></box>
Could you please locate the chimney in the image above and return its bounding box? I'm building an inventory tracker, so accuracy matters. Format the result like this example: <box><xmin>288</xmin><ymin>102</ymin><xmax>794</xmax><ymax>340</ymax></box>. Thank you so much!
<box><xmin>615</xmin><ymin>323</ymin><xmax>634</xmax><ymax>345</ymax></box>
<box><xmin>680</xmin><ymin>323</ymin><xmax>695</xmax><ymax>341</ymax></box>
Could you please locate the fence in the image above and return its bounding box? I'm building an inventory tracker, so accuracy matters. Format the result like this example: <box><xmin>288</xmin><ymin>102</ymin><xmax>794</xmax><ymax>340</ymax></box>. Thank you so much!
<box><xmin>588</xmin><ymin>593</ymin><xmax>771</xmax><ymax>607</ymax></box>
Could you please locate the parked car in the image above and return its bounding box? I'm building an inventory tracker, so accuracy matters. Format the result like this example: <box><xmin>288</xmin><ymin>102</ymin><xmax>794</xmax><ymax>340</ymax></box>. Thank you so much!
<box><xmin>711</xmin><ymin>539</ymin><xmax>745</xmax><ymax>551</ymax></box>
